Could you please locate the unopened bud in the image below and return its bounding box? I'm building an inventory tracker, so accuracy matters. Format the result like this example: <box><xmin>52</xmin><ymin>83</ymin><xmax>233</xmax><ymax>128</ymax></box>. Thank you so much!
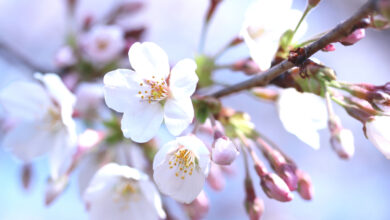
<box><xmin>321</xmin><ymin>44</ymin><xmax>336</xmax><ymax>52</ymax></box>
<box><xmin>276</xmin><ymin>164</ymin><xmax>299</xmax><ymax>191</ymax></box>
<box><xmin>207</xmin><ymin>164</ymin><xmax>225</xmax><ymax>191</ymax></box>
<box><xmin>212</xmin><ymin>134</ymin><xmax>239</xmax><ymax>165</ymax></box>
<box><xmin>232</xmin><ymin>58</ymin><xmax>261</xmax><ymax>75</ymax></box>
<box><xmin>308</xmin><ymin>0</ymin><xmax>321</xmax><ymax>7</ymax></box>
<box><xmin>260</xmin><ymin>173</ymin><xmax>293</xmax><ymax>202</ymax></box>
<box><xmin>331</xmin><ymin>129</ymin><xmax>355</xmax><ymax>159</ymax></box>
<box><xmin>297</xmin><ymin>171</ymin><xmax>314</xmax><ymax>200</ymax></box>
<box><xmin>339</xmin><ymin>28</ymin><xmax>366</xmax><ymax>46</ymax></box>
<box><xmin>45</xmin><ymin>176</ymin><xmax>69</xmax><ymax>206</ymax></box>
<box><xmin>378</xmin><ymin>0</ymin><xmax>390</xmax><ymax>21</ymax></box>
<box><xmin>246</xmin><ymin>197</ymin><xmax>264</xmax><ymax>220</ymax></box>
<box><xmin>54</xmin><ymin>46</ymin><xmax>76</xmax><ymax>68</ymax></box>
<box><xmin>184</xmin><ymin>191</ymin><xmax>209</xmax><ymax>220</ymax></box>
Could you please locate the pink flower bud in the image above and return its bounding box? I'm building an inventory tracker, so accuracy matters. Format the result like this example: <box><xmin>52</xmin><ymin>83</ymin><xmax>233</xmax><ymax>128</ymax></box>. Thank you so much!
<box><xmin>45</xmin><ymin>175</ymin><xmax>69</xmax><ymax>206</ymax></box>
<box><xmin>78</xmin><ymin>129</ymin><xmax>104</xmax><ymax>153</ymax></box>
<box><xmin>54</xmin><ymin>46</ymin><xmax>76</xmax><ymax>68</ymax></box>
<box><xmin>260</xmin><ymin>173</ymin><xmax>293</xmax><ymax>202</ymax></box>
<box><xmin>211</xmin><ymin>135</ymin><xmax>239</xmax><ymax>165</ymax></box>
<box><xmin>206</xmin><ymin>164</ymin><xmax>225</xmax><ymax>191</ymax></box>
<box><xmin>232</xmin><ymin>58</ymin><xmax>261</xmax><ymax>75</ymax></box>
<box><xmin>339</xmin><ymin>29</ymin><xmax>366</xmax><ymax>46</ymax></box>
<box><xmin>330</xmin><ymin>129</ymin><xmax>355</xmax><ymax>159</ymax></box>
<box><xmin>247</xmin><ymin>197</ymin><xmax>264</xmax><ymax>220</ymax></box>
<box><xmin>276</xmin><ymin>164</ymin><xmax>298</xmax><ymax>191</ymax></box>
<box><xmin>297</xmin><ymin>171</ymin><xmax>314</xmax><ymax>200</ymax></box>
<box><xmin>322</xmin><ymin>44</ymin><xmax>336</xmax><ymax>52</ymax></box>
<box><xmin>183</xmin><ymin>191</ymin><xmax>209</xmax><ymax>220</ymax></box>
<box><xmin>308</xmin><ymin>0</ymin><xmax>321</xmax><ymax>7</ymax></box>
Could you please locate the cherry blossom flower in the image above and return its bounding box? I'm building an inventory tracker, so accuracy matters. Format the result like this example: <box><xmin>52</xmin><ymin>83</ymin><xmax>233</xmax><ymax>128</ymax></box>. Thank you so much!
<box><xmin>277</xmin><ymin>88</ymin><xmax>327</xmax><ymax>150</ymax></box>
<box><xmin>330</xmin><ymin>128</ymin><xmax>355</xmax><ymax>159</ymax></box>
<box><xmin>211</xmin><ymin>135</ymin><xmax>239</xmax><ymax>165</ymax></box>
<box><xmin>103</xmin><ymin>42</ymin><xmax>198</xmax><ymax>143</ymax></box>
<box><xmin>365</xmin><ymin>116</ymin><xmax>390</xmax><ymax>159</ymax></box>
<box><xmin>0</xmin><ymin>73</ymin><xmax>77</xmax><ymax>179</ymax></box>
<box><xmin>81</xmin><ymin>25</ymin><xmax>125</xmax><ymax>63</ymax></box>
<box><xmin>84</xmin><ymin>163</ymin><xmax>166</xmax><ymax>220</ymax></box>
<box><xmin>153</xmin><ymin>135</ymin><xmax>210</xmax><ymax>204</ymax></box>
<box><xmin>241</xmin><ymin>0</ymin><xmax>307</xmax><ymax>70</ymax></box>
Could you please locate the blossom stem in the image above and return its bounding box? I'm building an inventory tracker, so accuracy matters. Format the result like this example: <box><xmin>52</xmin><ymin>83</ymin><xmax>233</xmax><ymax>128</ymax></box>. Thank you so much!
<box><xmin>208</xmin><ymin>0</ymin><xmax>377</xmax><ymax>99</ymax></box>
<box><xmin>290</xmin><ymin>5</ymin><xmax>313</xmax><ymax>45</ymax></box>
<box><xmin>324</xmin><ymin>86</ymin><xmax>335</xmax><ymax>119</ymax></box>
<box><xmin>198</xmin><ymin>21</ymin><xmax>209</xmax><ymax>54</ymax></box>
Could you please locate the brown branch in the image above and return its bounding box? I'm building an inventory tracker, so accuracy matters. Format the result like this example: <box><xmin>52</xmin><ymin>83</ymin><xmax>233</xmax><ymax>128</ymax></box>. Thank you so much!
<box><xmin>209</xmin><ymin>0</ymin><xmax>378</xmax><ymax>99</ymax></box>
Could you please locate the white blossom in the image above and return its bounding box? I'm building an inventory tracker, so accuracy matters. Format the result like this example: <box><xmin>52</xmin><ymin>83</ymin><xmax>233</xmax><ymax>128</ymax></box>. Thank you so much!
<box><xmin>241</xmin><ymin>0</ymin><xmax>307</xmax><ymax>70</ymax></box>
<box><xmin>84</xmin><ymin>163</ymin><xmax>166</xmax><ymax>220</ymax></box>
<box><xmin>153</xmin><ymin>135</ymin><xmax>210</xmax><ymax>204</ymax></box>
<box><xmin>277</xmin><ymin>88</ymin><xmax>327</xmax><ymax>150</ymax></box>
<box><xmin>211</xmin><ymin>136</ymin><xmax>239</xmax><ymax>165</ymax></box>
<box><xmin>103</xmin><ymin>42</ymin><xmax>198</xmax><ymax>143</ymax></box>
<box><xmin>0</xmin><ymin>73</ymin><xmax>77</xmax><ymax>179</ymax></box>
<box><xmin>81</xmin><ymin>25</ymin><xmax>125</xmax><ymax>63</ymax></box>
<box><xmin>365</xmin><ymin>116</ymin><xmax>390</xmax><ymax>159</ymax></box>
<box><xmin>330</xmin><ymin>129</ymin><xmax>355</xmax><ymax>159</ymax></box>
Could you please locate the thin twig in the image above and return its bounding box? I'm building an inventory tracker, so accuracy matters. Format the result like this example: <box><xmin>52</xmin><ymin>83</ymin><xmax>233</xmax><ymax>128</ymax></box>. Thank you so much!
<box><xmin>209</xmin><ymin>0</ymin><xmax>377</xmax><ymax>99</ymax></box>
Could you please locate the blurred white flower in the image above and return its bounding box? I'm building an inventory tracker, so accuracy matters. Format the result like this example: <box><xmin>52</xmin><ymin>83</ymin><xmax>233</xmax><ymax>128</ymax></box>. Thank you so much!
<box><xmin>241</xmin><ymin>0</ymin><xmax>307</xmax><ymax>70</ymax></box>
<box><xmin>75</xmin><ymin>82</ymin><xmax>104</xmax><ymax>119</ymax></box>
<box><xmin>153</xmin><ymin>135</ymin><xmax>210</xmax><ymax>204</ymax></box>
<box><xmin>0</xmin><ymin>73</ymin><xmax>77</xmax><ymax>179</ymax></box>
<box><xmin>104</xmin><ymin>42</ymin><xmax>198</xmax><ymax>143</ymax></box>
<box><xmin>277</xmin><ymin>88</ymin><xmax>327</xmax><ymax>150</ymax></box>
<box><xmin>84</xmin><ymin>163</ymin><xmax>166</xmax><ymax>220</ymax></box>
<box><xmin>81</xmin><ymin>25</ymin><xmax>125</xmax><ymax>63</ymax></box>
<box><xmin>365</xmin><ymin>116</ymin><xmax>390</xmax><ymax>159</ymax></box>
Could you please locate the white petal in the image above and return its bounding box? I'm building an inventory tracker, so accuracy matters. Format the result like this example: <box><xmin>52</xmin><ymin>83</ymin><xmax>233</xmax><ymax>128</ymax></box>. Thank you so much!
<box><xmin>277</xmin><ymin>88</ymin><xmax>327</xmax><ymax>149</ymax></box>
<box><xmin>128</xmin><ymin>42</ymin><xmax>170</xmax><ymax>79</ymax></box>
<box><xmin>49</xmin><ymin>128</ymin><xmax>77</xmax><ymax>179</ymax></box>
<box><xmin>34</xmin><ymin>73</ymin><xmax>76</xmax><ymax>128</ymax></box>
<box><xmin>121</xmin><ymin>102</ymin><xmax>164</xmax><ymax>143</ymax></box>
<box><xmin>152</xmin><ymin>140</ymin><xmax>179</xmax><ymax>170</ymax></box>
<box><xmin>0</xmin><ymin>81</ymin><xmax>50</xmax><ymax>120</ymax></box>
<box><xmin>103</xmin><ymin>69</ymin><xmax>143</xmax><ymax>113</ymax></box>
<box><xmin>153</xmin><ymin>159</ymin><xmax>206</xmax><ymax>204</ymax></box>
<box><xmin>164</xmin><ymin>97</ymin><xmax>194</xmax><ymax>136</ymax></box>
<box><xmin>366</xmin><ymin>116</ymin><xmax>390</xmax><ymax>159</ymax></box>
<box><xmin>176</xmin><ymin>135</ymin><xmax>211</xmax><ymax>175</ymax></box>
<box><xmin>139</xmin><ymin>179</ymin><xmax>166</xmax><ymax>219</ymax></box>
<box><xmin>2</xmin><ymin>120</ymin><xmax>53</xmax><ymax>161</ymax></box>
<box><xmin>169</xmin><ymin>59</ymin><xmax>198</xmax><ymax>99</ymax></box>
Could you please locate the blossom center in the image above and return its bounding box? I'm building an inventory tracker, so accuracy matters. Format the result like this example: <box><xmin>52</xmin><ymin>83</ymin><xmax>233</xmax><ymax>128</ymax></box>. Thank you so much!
<box><xmin>247</xmin><ymin>26</ymin><xmax>265</xmax><ymax>39</ymax></box>
<box><xmin>168</xmin><ymin>148</ymin><xmax>197</xmax><ymax>180</ymax></box>
<box><xmin>138</xmin><ymin>75</ymin><xmax>169</xmax><ymax>104</ymax></box>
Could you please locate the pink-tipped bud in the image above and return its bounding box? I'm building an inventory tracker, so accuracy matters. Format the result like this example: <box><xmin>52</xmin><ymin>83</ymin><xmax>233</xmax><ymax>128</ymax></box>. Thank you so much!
<box><xmin>45</xmin><ymin>176</ymin><xmax>69</xmax><ymax>206</ymax></box>
<box><xmin>321</xmin><ymin>44</ymin><xmax>336</xmax><ymax>52</ymax></box>
<box><xmin>246</xmin><ymin>197</ymin><xmax>264</xmax><ymax>220</ymax></box>
<box><xmin>297</xmin><ymin>171</ymin><xmax>314</xmax><ymax>200</ymax></box>
<box><xmin>184</xmin><ymin>191</ymin><xmax>210</xmax><ymax>220</ymax></box>
<box><xmin>232</xmin><ymin>58</ymin><xmax>261</xmax><ymax>75</ymax></box>
<box><xmin>54</xmin><ymin>46</ymin><xmax>76</xmax><ymax>68</ymax></box>
<box><xmin>78</xmin><ymin>129</ymin><xmax>104</xmax><ymax>153</ymax></box>
<box><xmin>330</xmin><ymin>129</ymin><xmax>355</xmax><ymax>159</ymax></box>
<box><xmin>211</xmin><ymin>133</ymin><xmax>239</xmax><ymax>165</ymax></box>
<box><xmin>260</xmin><ymin>173</ymin><xmax>293</xmax><ymax>202</ymax></box>
<box><xmin>276</xmin><ymin>164</ymin><xmax>299</xmax><ymax>191</ymax></box>
<box><xmin>308</xmin><ymin>0</ymin><xmax>321</xmax><ymax>7</ymax></box>
<box><xmin>206</xmin><ymin>164</ymin><xmax>226</xmax><ymax>191</ymax></box>
<box><xmin>339</xmin><ymin>29</ymin><xmax>366</xmax><ymax>46</ymax></box>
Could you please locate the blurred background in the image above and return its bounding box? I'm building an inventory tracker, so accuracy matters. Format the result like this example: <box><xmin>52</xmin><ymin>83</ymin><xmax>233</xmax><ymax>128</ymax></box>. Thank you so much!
<box><xmin>0</xmin><ymin>0</ymin><xmax>389</xmax><ymax>219</ymax></box>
